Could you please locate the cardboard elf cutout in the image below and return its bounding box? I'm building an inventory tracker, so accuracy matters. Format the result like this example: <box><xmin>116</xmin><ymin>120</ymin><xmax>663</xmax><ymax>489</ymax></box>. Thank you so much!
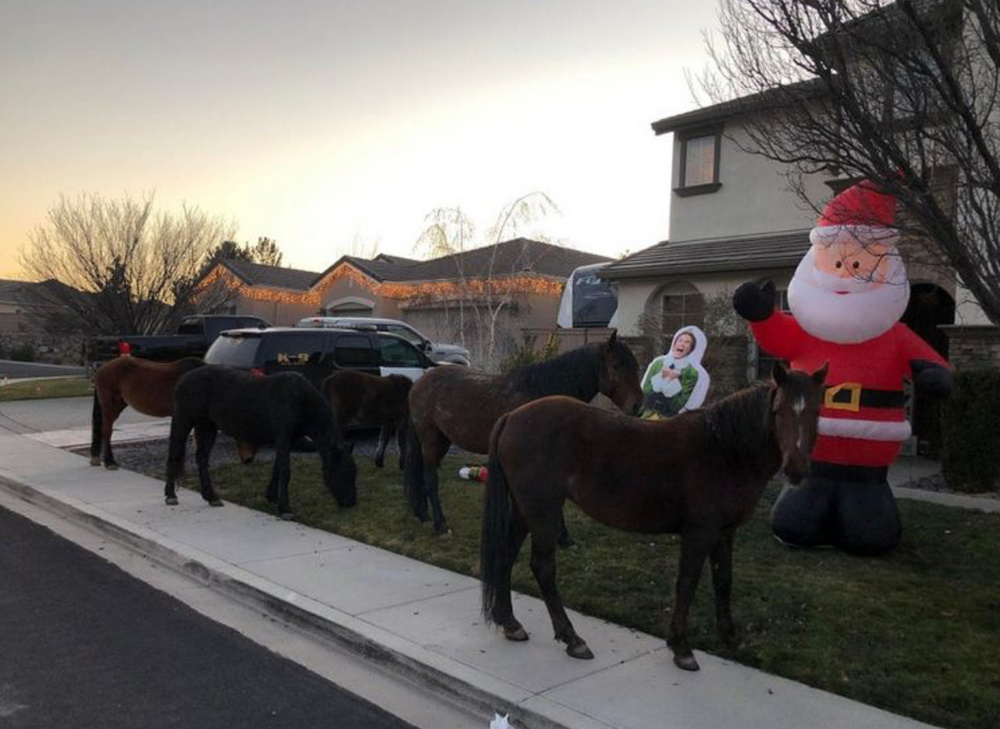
<box><xmin>640</xmin><ymin>325</ymin><xmax>710</xmax><ymax>419</ymax></box>
<box><xmin>733</xmin><ymin>180</ymin><xmax>952</xmax><ymax>556</ymax></box>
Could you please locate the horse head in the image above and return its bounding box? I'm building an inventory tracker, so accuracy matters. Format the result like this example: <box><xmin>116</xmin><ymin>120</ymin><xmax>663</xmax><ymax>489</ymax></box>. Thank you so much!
<box><xmin>598</xmin><ymin>331</ymin><xmax>643</xmax><ymax>416</ymax></box>
<box><xmin>315</xmin><ymin>417</ymin><xmax>358</xmax><ymax>507</ymax></box>
<box><xmin>770</xmin><ymin>360</ymin><xmax>828</xmax><ymax>484</ymax></box>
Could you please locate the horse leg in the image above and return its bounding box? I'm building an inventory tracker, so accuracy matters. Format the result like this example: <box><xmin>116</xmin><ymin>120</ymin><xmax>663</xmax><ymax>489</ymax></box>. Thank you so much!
<box><xmin>89</xmin><ymin>392</ymin><xmax>102</xmax><ymax>466</ymax></box>
<box><xmin>164</xmin><ymin>417</ymin><xmax>193</xmax><ymax>506</ymax></box>
<box><xmin>709</xmin><ymin>528</ymin><xmax>736</xmax><ymax>646</ymax></box>
<box><xmin>194</xmin><ymin>422</ymin><xmax>223</xmax><ymax>507</ymax></box>
<box><xmin>495</xmin><ymin>512</ymin><xmax>530</xmax><ymax>642</ymax></box>
<box><xmin>395</xmin><ymin>417</ymin><xmax>406</xmax><ymax>471</ymax></box>
<box><xmin>557</xmin><ymin>510</ymin><xmax>575</xmax><ymax>548</ymax></box>
<box><xmin>668</xmin><ymin>527</ymin><xmax>716</xmax><ymax>671</ymax></box>
<box><xmin>529</xmin><ymin>515</ymin><xmax>592</xmax><ymax>659</ymax></box>
<box><xmin>274</xmin><ymin>437</ymin><xmax>294</xmax><ymax>520</ymax></box>
<box><xmin>374</xmin><ymin>424</ymin><xmax>390</xmax><ymax>469</ymax></box>
<box><xmin>100</xmin><ymin>395</ymin><xmax>127</xmax><ymax>470</ymax></box>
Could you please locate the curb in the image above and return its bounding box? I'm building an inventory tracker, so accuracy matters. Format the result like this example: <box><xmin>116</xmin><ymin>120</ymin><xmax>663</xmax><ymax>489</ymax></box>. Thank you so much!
<box><xmin>0</xmin><ymin>474</ymin><xmax>587</xmax><ymax>729</ymax></box>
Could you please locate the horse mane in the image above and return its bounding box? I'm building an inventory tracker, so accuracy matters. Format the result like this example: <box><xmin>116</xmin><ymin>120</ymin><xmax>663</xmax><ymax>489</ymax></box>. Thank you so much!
<box><xmin>505</xmin><ymin>343</ymin><xmax>605</xmax><ymax>399</ymax></box>
<box><xmin>703</xmin><ymin>382</ymin><xmax>774</xmax><ymax>467</ymax></box>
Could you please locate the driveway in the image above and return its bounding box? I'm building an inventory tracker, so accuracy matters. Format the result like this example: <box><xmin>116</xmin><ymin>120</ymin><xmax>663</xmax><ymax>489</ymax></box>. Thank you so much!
<box><xmin>0</xmin><ymin>396</ymin><xmax>159</xmax><ymax>435</ymax></box>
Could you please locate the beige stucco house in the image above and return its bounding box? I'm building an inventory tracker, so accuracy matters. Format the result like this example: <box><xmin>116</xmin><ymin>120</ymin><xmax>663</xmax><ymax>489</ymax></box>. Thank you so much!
<box><xmin>195</xmin><ymin>238</ymin><xmax>608</xmax><ymax>370</ymax></box>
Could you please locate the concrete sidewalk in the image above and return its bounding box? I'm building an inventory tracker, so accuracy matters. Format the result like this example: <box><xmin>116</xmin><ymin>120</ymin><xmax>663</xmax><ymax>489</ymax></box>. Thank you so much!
<box><xmin>0</xmin><ymin>432</ymin><xmax>943</xmax><ymax>729</ymax></box>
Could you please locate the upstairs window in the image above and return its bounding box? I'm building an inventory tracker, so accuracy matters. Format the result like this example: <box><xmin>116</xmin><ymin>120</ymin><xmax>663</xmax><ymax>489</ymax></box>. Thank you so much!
<box><xmin>676</xmin><ymin>127</ymin><xmax>722</xmax><ymax>196</ymax></box>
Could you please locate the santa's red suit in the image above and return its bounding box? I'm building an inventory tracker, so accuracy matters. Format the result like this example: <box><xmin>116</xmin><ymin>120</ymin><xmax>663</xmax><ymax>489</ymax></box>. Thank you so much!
<box><xmin>749</xmin><ymin>314</ymin><xmax>947</xmax><ymax>467</ymax></box>
<box><xmin>734</xmin><ymin>179</ymin><xmax>952</xmax><ymax>556</ymax></box>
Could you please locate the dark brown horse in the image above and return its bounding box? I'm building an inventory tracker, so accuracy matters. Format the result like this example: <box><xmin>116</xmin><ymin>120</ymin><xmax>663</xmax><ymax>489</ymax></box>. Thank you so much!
<box><xmin>480</xmin><ymin>361</ymin><xmax>827</xmax><ymax>671</ymax></box>
<box><xmin>405</xmin><ymin>332</ymin><xmax>643</xmax><ymax>533</ymax></box>
<box><xmin>322</xmin><ymin>371</ymin><xmax>412</xmax><ymax>469</ymax></box>
<box><xmin>91</xmin><ymin>356</ymin><xmax>206</xmax><ymax>469</ymax></box>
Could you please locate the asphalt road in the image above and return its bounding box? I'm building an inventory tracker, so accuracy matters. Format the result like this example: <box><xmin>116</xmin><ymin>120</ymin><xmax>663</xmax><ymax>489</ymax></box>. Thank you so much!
<box><xmin>0</xmin><ymin>505</ymin><xmax>420</xmax><ymax>729</ymax></box>
<box><xmin>0</xmin><ymin>359</ymin><xmax>86</xmax><ymax>378</ymax></box>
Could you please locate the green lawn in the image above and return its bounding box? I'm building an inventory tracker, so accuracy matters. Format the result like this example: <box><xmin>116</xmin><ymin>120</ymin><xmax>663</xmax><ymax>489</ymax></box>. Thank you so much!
<box><xmin>203</xmin><ymin>454</ymin><xmax>1000</xmax><ymax>729</ymax></box>
<box><xmin>0</xmin><ymin>377</ymin><xmax>92</xmax><ymax>401</ymax></box>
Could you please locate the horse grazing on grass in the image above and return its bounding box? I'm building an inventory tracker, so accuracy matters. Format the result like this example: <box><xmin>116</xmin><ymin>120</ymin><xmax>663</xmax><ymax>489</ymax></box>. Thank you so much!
<box><xmin>322</xmin><ymin>371</ymin><xmax>412</xmax><ymax>470</ymax></box>
<box><xmin>164</xmin><ymin>367</ymin><xmax>357</xmax><ymax>519</ymax></box>
<box><xmin>481</xmin><ymin>361</ymin><xmax>828</xmax><ymax>671</ymax></box>
<box><xmin>91</xmin><ymin>356</ymin><xmax>211</xmax><ymax>470</ymax></box>
<box><xmin>405</xmin><ymin>332</ymin><xmax>643</xmax><ymax>534</ymax></box>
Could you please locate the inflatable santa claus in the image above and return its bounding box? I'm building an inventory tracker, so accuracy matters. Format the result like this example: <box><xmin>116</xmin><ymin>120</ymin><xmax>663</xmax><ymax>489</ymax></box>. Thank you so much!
<box><xmin>733</xmin><ymin>180</ymin><xmax>952</xmax><ymax>555</ymax></box>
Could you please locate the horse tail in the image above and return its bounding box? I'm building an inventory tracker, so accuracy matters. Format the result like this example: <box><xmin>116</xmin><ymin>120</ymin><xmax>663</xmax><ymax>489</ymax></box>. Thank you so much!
<box><xmin>89</xmin><ymin>387</ymin><xmax>102</xmax><ymax>460</ymax></box>
<box><xmin>403</xmin><ymin>412</ymin><xmax>425</xmax><ymax>516</ymax></box>
<box><xmin>481</xmin><ymin>412</ymin><xmax>512</xmax><ymax>625</ymax></box>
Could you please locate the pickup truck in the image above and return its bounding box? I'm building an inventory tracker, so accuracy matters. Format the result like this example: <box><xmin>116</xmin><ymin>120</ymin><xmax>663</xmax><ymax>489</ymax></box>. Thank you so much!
<box><xmin>88</xmin><ymin>314</ymin><xmax>270</xmax><ymax>368</ymax></box>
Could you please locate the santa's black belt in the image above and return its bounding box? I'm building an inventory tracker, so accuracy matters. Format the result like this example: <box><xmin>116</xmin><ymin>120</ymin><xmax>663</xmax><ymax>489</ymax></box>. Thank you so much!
<box><xmin>824</xmin><ymin>383</ymin><xmax>907</xmax><ymax>411</ymax></box>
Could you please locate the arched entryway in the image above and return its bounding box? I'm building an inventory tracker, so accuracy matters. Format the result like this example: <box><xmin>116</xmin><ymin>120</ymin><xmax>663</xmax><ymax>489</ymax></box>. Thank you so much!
<box><xmin>321</xmin><ymin>296</ymin><xmax>375</xmax><ymax>316</ymax></box>
<box><xmin>901</xmin><ymin>283</ymin><xmax>955</xmax><ymax>457</ymax></box>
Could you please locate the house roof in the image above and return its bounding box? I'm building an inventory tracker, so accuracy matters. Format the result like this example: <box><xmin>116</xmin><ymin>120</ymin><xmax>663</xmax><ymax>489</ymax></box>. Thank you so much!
<box><xmin>651</xmin><ymin>78</ymin><xmax>826</xmax><ymax>135</ymax></box>
<box><xmin>219</xmin><ymin>259</ymin><xmax>321</xmax><ymax>291</ymax></box>
<box><xmin>317</xmin><ymin>238</ymin><xmax>609</xmax><ymax>285</ymax></box>
<box><xmin>600</xmin><ymin>230</ymin><xmax>812</xmax><ymax>280</ymax></box>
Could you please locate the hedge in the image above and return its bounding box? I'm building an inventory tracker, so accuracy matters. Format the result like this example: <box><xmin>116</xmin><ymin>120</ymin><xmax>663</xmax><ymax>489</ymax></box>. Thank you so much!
<box><xmin>941</xmin><ymin>368</ymin><xmax>1000</xmax><ymax>493</ymax></box>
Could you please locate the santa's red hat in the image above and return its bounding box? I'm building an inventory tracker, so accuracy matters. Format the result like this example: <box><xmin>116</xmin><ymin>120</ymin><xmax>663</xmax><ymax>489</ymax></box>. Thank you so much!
<box><xmin>809</xmin><ymin>180</ymin><xmax>899</xmax><ymax>248</ymax></box>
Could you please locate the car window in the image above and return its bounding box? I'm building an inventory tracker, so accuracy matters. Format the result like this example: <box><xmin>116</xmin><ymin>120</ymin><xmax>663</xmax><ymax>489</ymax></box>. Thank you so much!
<box><xmin>257</xmin><ymin>333</ymin><xmax>325</xmax><ymax>367</ymax></box>
<box><xmin>334</xmin><ymin>334</ymin><xmax>378</xmax><ymax>367</ymax></box>
<box><xmin>378</xmin><ymin>336</ymin><xmax>422</xmax><ymax>368</ymax></box>
<box><xmin>205</xmin><ymin>334</ymin><xmax>261</xmax><ymax>368</ymax></box>
<box><xmin>385</xmin><ymin>324</ymin><xmax>424</xmax><ymax>346</ymax></box>
<box><xmin>177</xmin><ymin>318</ymin><xmax>205</xmax><ymax>336</ymax></box>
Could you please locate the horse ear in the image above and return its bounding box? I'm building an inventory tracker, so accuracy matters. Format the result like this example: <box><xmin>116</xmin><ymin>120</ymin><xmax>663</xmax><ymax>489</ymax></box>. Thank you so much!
<box><xmin>771</xmin><ymin>359</ymin><xmax>790</xmax><ymax>386</ymax></box>
<box><xmin>608</xmin><ymin>330</ymin><xmax>617</xmax><ymax>347</ymax></box>
<box><xmin>812</xmin><ymin>361</ymin><xmax>830</xmax><ymax>386</ymax></box>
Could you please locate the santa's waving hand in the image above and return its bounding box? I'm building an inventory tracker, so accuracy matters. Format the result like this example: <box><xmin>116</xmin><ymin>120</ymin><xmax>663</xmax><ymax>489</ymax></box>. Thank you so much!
<box><xmin>733</xmin><ymin>180</ymin><xmax>952</xmax><ymax>556</ymax></box>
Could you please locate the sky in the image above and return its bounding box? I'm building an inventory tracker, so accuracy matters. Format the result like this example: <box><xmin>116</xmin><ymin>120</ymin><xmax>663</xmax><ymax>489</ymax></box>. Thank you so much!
<box><xmin>0</xmin><ymin>0</ymin><xmax>720</xmax><ymax>278</ymax></box>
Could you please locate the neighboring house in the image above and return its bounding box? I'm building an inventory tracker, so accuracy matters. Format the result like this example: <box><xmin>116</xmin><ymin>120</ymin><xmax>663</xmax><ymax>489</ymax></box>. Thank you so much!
<box><xmin>0</xmin><ymin>279</ymin><xmax>81</xmax><ymax>334</ymax></box>
<box><xmin>602</xmin><ymin>10</ymin><xmax>998</xmax><ymax>454</ymax></box>
<box><xmin>194</xmin><ymin>238</ymin><xmax>608</xmax><ymax>369</ymax></box>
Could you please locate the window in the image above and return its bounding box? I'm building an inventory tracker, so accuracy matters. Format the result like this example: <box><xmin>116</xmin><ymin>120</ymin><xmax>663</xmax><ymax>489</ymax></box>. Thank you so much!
<box><xmin>676</xmin><ymin>127</ymin><xmax>722</xmax><ymax>196</ymax></box>
<box><xmin>378</xmin><ymin>336</ymin><xmax>422</xmax><ymax>368</ymax></box>
<box><xmin>661</xmin><ymin>292</ymin><xmax>706</xmax><ymax>335</ymax></box>
<box><xmin>333</xmin><ymin>334</ymin><xmax>378</xmax><ymax>368</ymax></box>
<box><xmin>257</xmin><ymin>333</ymin><xmax>324</xmax><ymax>367</ymax></box>
<box><xmin>386</xmin><ymin>324</ymin><xmax>424</xmax><ymax>347</ymax></box>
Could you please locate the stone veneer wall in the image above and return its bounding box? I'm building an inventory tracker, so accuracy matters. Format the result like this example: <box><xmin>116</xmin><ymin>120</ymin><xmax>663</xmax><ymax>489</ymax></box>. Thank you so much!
<box><xmin>942</xmin><ymin>325</ymin><xmax>1000</xmax><ymax>370</ymax></box>
<box><xmin>0</xmin><ymin>333</ymin><xmax>88</xmax><ymax>365</ymax></box>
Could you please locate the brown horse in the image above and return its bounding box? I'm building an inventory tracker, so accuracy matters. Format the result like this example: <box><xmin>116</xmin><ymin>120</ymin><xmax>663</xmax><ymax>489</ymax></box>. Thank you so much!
<box><xmin>91</xmin><ymin>355</ymin><xmax>256</xmax><ymax>469</ymax></box>
<box><xmin>322</xmin><ymin>371</ymin><xmax>412</xmax><ymax>469</ymax></box>
<box><xmin>480</xmin><ymin>361</ymin><xmax>827</xmax><ymax>671</ymax></box>
<box><xmin>405</xmin><ymin>332</ymin><xmax>642</xmax><ymax>533</ymax></box>
<box><xmin>90</xmin><ymin>356</ymin><xmax>204</xmax><ymax>469</ymax></box>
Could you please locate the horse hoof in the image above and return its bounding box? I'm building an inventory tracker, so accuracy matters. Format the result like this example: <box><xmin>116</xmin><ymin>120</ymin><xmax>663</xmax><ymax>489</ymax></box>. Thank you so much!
<box><xmin>673</xmin><ymin>653</ymin><xmax>700</xmax><ymax>672</ymax></box>
<box><xmin>165</xmin><ymin>497</ymin><xmax>179</xmax><ymax>506</ymax></box>
<box><xmin>89</xmin><ymin>456</ymin><xmax>101</xmax><ymax>467</ymax></box>
<box><xmin>105</xmin><ymin>463</ymin><xmax>119</xmax><ymax>471</ymax></box>
<box><xmin>558</xmin><ymin>537</ymin><xmax>577</xmax><ymax>549</ymax></box>
<box><xmin>278</xmin><ymin>512</ymin><xmax>296</xmax><ymax>521</ymax></box>
<box><xmin>503</xmin><ymin>625</ymin><xmax>529</xmax><ymax>642</ymax></box>
<box><xmin>209</xmin><ymin>499</ymin><xmax>224</xmax><ymax>507</ymax></box>
<box><xmin>566</xmin><ymin>641</ymin><xmax>594</xmax><ymax>660</ymax></box>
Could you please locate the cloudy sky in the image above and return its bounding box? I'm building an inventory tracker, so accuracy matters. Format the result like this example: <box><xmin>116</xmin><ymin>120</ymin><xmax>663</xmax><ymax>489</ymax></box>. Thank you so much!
<box><xmin>1</xmin><ymin>0</ymin><xmax>720</xmax><ymax>277</ymax></box>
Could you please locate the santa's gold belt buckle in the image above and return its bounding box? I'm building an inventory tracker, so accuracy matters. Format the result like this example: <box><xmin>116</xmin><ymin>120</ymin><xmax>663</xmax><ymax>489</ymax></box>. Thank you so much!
<box><xmin>825</xmin><ymin>382</ymin><xmax>862</xmax><ymax>412</ymax></box>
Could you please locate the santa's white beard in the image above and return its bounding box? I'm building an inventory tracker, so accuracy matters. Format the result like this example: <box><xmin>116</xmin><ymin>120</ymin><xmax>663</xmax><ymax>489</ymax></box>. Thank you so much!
<box><xmin>787</xmin><ymin>249</ymin><xmax>909</xmax><ymax>344</ymax></box>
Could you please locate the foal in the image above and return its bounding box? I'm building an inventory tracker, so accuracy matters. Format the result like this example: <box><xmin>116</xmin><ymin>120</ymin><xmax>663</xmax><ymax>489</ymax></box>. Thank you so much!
<box><xmin>481</xmin><ymin>361</ymin><xmax>827</xmax><ymax>671</ymax></box>
<box><xmin>322</xmin><ymin>371</ymin><xmax>412</xmax><ymax>470</ymax></box>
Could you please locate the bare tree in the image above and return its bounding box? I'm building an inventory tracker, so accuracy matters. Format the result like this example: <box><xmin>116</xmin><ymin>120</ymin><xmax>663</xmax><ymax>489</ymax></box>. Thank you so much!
<box><xmin>701</xmin><ymin>0</ymin><xmax>1000</xmax><ymax>323</ymax></box>
<box><xmin>414</xmin><ymin>192</ymin><xmax>560</xmax><ymax>371</ymax></box>
<box><xmin>20</xmin><ymin>192</ymin><xmax>236</xmax><ymax>334</ymax></box>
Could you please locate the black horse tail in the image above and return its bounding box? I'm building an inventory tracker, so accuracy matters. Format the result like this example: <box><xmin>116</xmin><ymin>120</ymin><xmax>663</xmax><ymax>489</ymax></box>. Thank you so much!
<box><xmin>403</xmin><ymin>412</ymin><xmax>426</xmax><ymax>518</ymax></box>
<box><xmin>481</xmin><ymin>413</ymin><xmax>512</xmax><ymax>625</ymax></box>
<box><xmin>90</xmin><ymin>389</ymin><xmax>102</xmax><ymax>461</ymax></box>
